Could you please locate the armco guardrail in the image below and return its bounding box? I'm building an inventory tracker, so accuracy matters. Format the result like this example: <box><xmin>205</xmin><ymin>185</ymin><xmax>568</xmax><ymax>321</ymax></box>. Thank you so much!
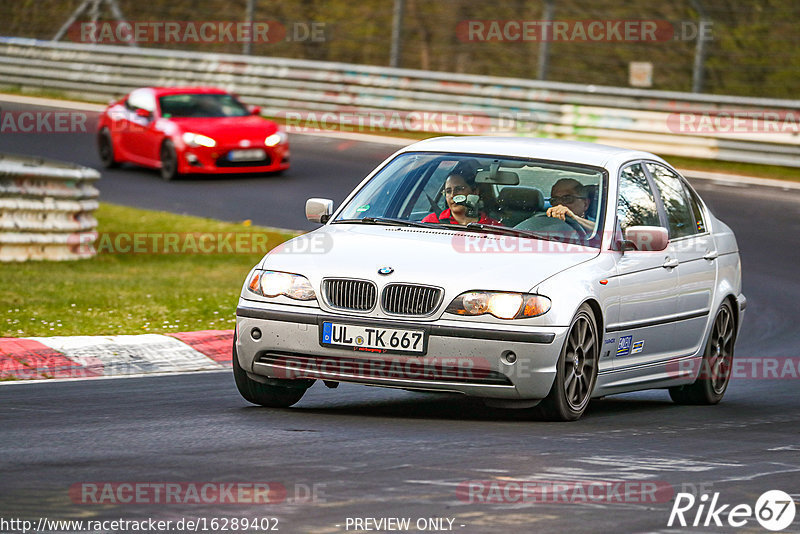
<box><xmin>0</xmin><ymin>37</ymin><xmax>799</xmax><ymax>167</ymax></box>
<box><xmin>0</xmin><ymin>153</ymin><xmax>99</xmax><ymax>261</ymax></box>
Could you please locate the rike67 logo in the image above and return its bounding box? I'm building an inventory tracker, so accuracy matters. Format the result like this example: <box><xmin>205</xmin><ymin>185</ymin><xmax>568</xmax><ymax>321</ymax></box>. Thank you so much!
<box><xmin>668</xmin><ymin>490</ymin><xmax>796</xmax><ymax>531</ymax></box>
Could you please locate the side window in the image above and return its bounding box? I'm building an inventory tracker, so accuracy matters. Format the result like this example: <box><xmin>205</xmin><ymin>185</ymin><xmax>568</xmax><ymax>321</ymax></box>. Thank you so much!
<box><xmin>617</xmin><ymin>163</ymin><xmax>661</xmax><ymax>232</ymax></box>
<box><xmin>646</xmin><ymin>163</ymin><xmax>697</xmax><ymax>238</ymax></box>
<box><xmin>126</xmin><ymin>90</ymin><xmax>155</xmax><ymax>112</ymax></box>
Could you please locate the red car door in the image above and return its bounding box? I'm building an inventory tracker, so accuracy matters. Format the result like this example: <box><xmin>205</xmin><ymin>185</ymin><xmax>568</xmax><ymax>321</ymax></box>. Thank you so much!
<box><xmin>122</xmin><ymin>89</ymin><xmax>161</xmax><ymax>166</ymax></box>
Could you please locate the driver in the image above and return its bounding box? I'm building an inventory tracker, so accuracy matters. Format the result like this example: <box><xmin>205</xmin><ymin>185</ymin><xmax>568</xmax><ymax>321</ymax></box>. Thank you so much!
<box><xmin>546</xmin><ymin>178</ymin><xmax>595</xmax><ymax>232</ymax></box>
<box><xmin>422</xmin><ymin>171</ymin><xmax>499</xmax><ymax>226</ymax></box>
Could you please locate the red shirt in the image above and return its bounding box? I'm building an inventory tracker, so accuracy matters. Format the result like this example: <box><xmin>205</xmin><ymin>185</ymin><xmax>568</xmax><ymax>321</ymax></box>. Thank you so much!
<box><xmin>421</xmin><ymin>208</ymin><xmax>500</xmax><ymax>226</ymax></box>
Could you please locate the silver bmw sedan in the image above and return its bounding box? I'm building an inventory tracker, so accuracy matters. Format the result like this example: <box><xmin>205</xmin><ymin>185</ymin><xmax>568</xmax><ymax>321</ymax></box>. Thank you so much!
<box><xmin>234</xmin><ymin>137</ymin><xmax>745</xmax><ymax>421</ymax></box>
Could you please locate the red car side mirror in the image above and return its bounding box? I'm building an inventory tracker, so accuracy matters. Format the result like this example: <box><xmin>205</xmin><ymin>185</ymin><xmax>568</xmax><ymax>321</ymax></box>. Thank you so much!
<box><xmin>250</xmin><ymin>106</ymin><xmax>262</xmax><ymax>116</ymax></box>
<box><xmin>135</xmin><ymin>108</ymin><xmax>152</xmax><ymax>119</ymax></box>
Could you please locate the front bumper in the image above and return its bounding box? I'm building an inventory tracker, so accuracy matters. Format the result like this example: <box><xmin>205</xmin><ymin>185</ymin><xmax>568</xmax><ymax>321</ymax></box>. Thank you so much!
<box><xmin>235</xmin><ymin>303</ymin><xmax>567</xmax><ymax>400</ymax></box>
<box><xmin>178</xmin><ymin>144</ymin><xmax>290</xmax><ymax>174</ymax></box>
<box><xmin>736</xmin><ymin>293</ymin><xmax>747</xmax><ymax>336</ymax></box>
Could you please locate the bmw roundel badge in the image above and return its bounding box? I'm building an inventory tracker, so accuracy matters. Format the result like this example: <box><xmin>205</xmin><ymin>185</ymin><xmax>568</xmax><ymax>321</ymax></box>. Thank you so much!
<box><xmin>378</xmin><ymin>266</ymin><xmax>394</xmax><ymax>275</ymax></box>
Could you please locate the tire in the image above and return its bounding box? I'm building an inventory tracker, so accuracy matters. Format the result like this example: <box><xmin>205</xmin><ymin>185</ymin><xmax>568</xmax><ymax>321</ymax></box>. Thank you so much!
<box><xmin>159</xmin><ymin>140</ymin><xmax>180</xmax><ymax>181</ymax></box>
<box><xmin>536</xmin><ymin>304</ymin><xmax>599</xmax><ymax>421</ymax></box>
<box><xmin>98</xmin><ymin>129</ymin><xmax>119</xmax><ymax>169</ymax></box>
<box><xmin>669</xmin><ymin>301</ymin><xmax>735</xmax><ymax>405</ymax></box>
<box><xmin>232</xmin><ymin>340</ymin><xmax>310</xmax><ymax>408</ymax></box>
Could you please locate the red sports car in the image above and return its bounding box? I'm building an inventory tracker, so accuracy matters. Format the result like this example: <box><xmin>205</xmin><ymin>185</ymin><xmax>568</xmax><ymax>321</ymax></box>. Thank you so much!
<box><xmin>97</xmin><ymin>87</ymin><xmax>289</xmax><ymax>180</ymax></box>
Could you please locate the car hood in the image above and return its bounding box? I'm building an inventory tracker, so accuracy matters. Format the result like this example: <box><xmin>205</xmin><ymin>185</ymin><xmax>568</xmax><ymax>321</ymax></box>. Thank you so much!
<box><xmin>170</xmin><ymin>116</ymin><xmax>279</xmax><ymax>142</ymax></box>
<box><xmin>259</xmin><ymin>224</ymin><xmax>599</xmax><ymax>293</ymax></box>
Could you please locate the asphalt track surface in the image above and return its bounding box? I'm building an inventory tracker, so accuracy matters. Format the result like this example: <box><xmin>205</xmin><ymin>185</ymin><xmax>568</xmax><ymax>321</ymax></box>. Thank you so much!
<box><xmin>1</xmin><ymin>99</ymin><xmax>800</xmax><ymax>533</ymax></box>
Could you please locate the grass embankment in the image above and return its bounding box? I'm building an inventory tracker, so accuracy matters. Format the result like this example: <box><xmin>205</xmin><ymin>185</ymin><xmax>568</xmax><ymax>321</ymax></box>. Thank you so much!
<box><xmin>0</xmin><ymin>203</ymin><xmax>298</xmax><ymax>337</ymax></box>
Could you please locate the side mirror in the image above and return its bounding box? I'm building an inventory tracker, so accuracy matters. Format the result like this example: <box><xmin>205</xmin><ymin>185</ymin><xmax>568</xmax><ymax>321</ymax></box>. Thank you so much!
<box><xmin>306</xmin><ymin>198</ymin><xmax>334</xmax><ymax>224</ymax></box>
<box><xmin>135</xmin><ymin>108</ymin><xmax>152</xmax><ymax>119</ymax></box>
<box><xmin>621</xmin><ymin>226</ymin><xmax>669</xmax><ymax>252</ymax></box>
<box><xmin>250</xmin><ymin>106</ymin><xmax>262</xmax><ymax>116</ymax></box>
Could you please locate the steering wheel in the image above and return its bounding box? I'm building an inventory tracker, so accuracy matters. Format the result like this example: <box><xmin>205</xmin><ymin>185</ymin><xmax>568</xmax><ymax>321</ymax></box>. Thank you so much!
<box><xmin>562</xmin><ymin>214</ymin><xmax>588</xmax><ymax>240</ymax></box>
<box><xmin>514</xmin><ymin>213</ymin><xmax>587</xmax><ymax>241</ymax></box>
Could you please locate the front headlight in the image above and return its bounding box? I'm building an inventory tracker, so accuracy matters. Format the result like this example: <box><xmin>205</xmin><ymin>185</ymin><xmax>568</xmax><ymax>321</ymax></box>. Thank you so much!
<box><xmin>182</xmin><ymin>132</ymin><xmax>217</xmax><ymax>147</ymax></box>
<box><xmin>264</xmin><ymin>131</ymin><xmax>287</xmax><ymax>147</ymax></box>
<box><xmin>247</xmin><ymin>270</ymin><xmax>316</xmax><ymax>301</ymax></box>
<box><xmin>446</xmin><ymin>291</ymin><xmax>551</xmax><ymax>320</ymax></box>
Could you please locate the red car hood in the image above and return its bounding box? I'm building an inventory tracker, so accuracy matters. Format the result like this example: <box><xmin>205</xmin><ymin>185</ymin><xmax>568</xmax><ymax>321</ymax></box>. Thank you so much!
<box><xmin>170</xmin><ymin>116</ymin><xmax>280</xmax><ymax>144</ymax></box>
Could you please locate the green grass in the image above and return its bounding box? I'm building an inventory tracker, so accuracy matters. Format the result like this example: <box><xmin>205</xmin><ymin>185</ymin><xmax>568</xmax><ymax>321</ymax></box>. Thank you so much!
<box><xmin>0</xmin><ymin>203</ymin><xmax>299</xmax><ymax>337</ymax></box>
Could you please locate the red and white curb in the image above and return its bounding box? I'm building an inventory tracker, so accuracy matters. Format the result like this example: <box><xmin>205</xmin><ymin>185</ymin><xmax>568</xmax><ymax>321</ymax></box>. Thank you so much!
<box><xmin>0</xmin><ymin>330</ymin><xmax>233</xmax><ymax>383</ymax></box>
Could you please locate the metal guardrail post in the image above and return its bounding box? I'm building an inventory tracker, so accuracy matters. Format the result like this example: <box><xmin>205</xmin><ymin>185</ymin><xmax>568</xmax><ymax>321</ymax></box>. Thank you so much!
<box><xmin>390</xmin><ymin>0</ymin><xmax>405</xmax><ymax>68</ymax></box>
<box><xmin>537</xmin><ymin>0</ymin><xmax>555</xmax><ymax>81</ymax></box>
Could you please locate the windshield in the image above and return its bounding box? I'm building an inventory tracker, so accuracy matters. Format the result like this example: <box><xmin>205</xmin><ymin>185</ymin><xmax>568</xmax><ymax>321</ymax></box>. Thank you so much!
<box><xmin>334</xmin><ymin>152</ymin><xmax>607</xmax><ymax>247</ymax></box>
<box><xmin>158</xmin><ymin>93</ymin><xmax>250</xmax><ymax>118</ymax></box>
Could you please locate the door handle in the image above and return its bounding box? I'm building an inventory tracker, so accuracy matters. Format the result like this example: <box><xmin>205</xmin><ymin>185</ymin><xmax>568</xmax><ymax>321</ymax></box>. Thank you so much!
<box><xmin>703</xmin><ymin>250</ymin><xmax>719</xmax><ymax>260</ymax></box>
<box><xmin>662</xmin><ymin>258</ymin><xmax>679</xmax><ymax>269</ymax></box>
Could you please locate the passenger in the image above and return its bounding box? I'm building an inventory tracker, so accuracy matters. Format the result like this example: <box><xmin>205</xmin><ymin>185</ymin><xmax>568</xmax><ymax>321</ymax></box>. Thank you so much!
<box><xmin>546</xmin><ymin>178</ymin><xmax>595</xmax><ymax>232</ymax></box>
<box><xmin>422</xmin><ymin>172</ymin><xmax>499</xmax><ymax>225</ymax></box>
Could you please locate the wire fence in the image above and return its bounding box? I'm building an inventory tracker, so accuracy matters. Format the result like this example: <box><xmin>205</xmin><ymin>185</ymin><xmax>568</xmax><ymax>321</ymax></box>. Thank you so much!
<box><xmin>0</xmin><ymin>0</ymin><xmax>798</xmax><ymax>99</ymax></box>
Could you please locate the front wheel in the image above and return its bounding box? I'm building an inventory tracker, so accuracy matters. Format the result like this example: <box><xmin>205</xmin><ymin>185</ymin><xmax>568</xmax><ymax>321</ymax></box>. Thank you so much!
<box><xmin>159</xmin><ymin>140</ymin><xmax>180</xmax><ymax>181</ymax></box>
<box><xmin>536</xmin><ymin>304</ymin><xmax>599</xmax><ymax>421</ymax></box>
<box><xmin>669</xmin><ymin>301</ymin><xmax>735</xmax><ymax>405</ymax></box>
<box><xmin>98</xmin><ymin>129</ymin><xmax>119</xmax><ymax>168</ymax></box>
<box><xmin>232</xmin><ymin>342</ymin><xmax>311</xmax><ymax>407</ymax></box>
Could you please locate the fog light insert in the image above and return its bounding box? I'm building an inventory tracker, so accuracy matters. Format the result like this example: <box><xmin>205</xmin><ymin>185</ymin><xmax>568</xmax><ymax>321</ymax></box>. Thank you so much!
<box><xmin>251</xmin><ymin>328</ymin><xmax>262</xmax><ymax>340</ymax></box>
<box><xmin>502</xmin><ymin>350</ymin><xmax>517</xmax><ymax>364</ymax></box>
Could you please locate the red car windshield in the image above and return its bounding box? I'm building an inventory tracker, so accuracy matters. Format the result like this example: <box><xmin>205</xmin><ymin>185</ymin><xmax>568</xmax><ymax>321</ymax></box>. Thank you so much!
<box><xmin>158</xmin><ymin>93</ymin><xmax>250</xmax><ymax>118</ymax></box>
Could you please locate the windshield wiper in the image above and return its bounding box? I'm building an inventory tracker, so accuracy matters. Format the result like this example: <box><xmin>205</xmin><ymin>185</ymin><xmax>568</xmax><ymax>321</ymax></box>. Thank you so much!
<box><xmin>336</xmin><ymin>217</ymin><xmax>435</xmax><ymax>229</ymax></box>
<box><xmin>435</xmin><ymin>222</ymin><xmax>556</xmax><ymax>241</ymax></box>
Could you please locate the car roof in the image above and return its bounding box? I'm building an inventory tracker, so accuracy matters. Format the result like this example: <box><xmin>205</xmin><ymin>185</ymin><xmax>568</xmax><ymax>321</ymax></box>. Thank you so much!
<box><xmin>400</xmin><ymin>136</ymin><xmax>665</xmax><ymax>169</ymax></box>
<box><xmin>147</xmin><ymin>87</ymin><xmax>231</xmax><ymax>97</ymax></box>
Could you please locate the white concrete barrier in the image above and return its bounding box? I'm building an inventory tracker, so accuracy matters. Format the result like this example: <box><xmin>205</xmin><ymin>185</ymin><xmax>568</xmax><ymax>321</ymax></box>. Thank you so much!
<box><xmin>0</xmin><ymin>153</ymin><xmax>99</xmax><ymax>261</ymax></box>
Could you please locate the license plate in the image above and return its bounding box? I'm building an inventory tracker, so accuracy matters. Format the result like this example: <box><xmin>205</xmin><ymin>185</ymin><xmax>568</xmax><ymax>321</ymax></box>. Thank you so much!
<box><xmin>321</xmin><ymin>322</ymin><xmax>426</xmax><ymax>354</ymax></box>
<box><xmin>228</xmin><ymin>149</ymin><xmax>266</xmax><ymax>161</ymax></box>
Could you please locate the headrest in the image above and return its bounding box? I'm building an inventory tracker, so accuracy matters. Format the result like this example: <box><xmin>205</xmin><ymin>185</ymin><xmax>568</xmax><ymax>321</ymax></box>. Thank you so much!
<box><xmin>497</xmin><ymin>186</ymin><xmax>545</xmax><ymax>212</ymax></box>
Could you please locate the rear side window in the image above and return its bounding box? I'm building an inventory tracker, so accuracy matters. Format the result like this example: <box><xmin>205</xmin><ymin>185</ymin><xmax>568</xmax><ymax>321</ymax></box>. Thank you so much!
<box><xmin>646</xmin><ymin>163</ymin><xmax>697</xmax><ymax>239</ymax></box>
<box><xmin>685</xmin><ymin>184</ymin><xmax>707</xmax><ymax>233</ymax></box>
<box><xmin>617</xmin><ymin>163</ymin><xmax>661</xmax><ymax>232</ymax></box>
